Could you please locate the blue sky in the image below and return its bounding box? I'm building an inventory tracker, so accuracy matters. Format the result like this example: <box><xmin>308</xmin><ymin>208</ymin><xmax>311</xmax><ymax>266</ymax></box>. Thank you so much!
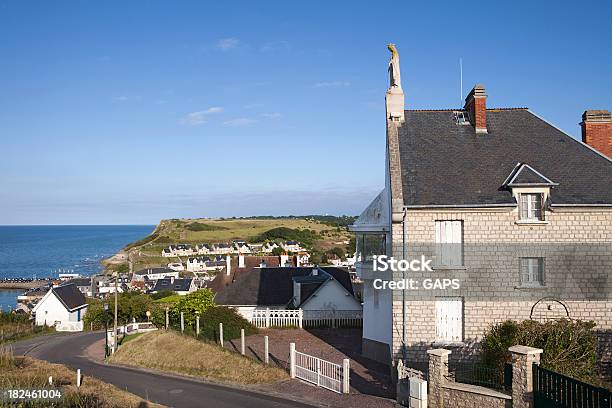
<box><xmin>1</xmin><ymin>1</ymin><xmax>610</xmax><ymax>225</ymax></box>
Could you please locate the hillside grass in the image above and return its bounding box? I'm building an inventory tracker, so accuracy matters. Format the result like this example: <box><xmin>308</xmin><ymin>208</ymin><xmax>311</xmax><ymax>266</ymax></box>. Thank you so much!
<box><xmin>109</xmin><ymin>331</ymin><xmax>287</xmax><ymax>384</ymax></box>
<box><xmin>0</xmin><ymin>345</ymin><xmax>163</xmax><ymax>407</ymax></box>
<box><xmin>158</xmin><ymin>218</ymin><xmax>333</xmax><ymax>243</ymax></box>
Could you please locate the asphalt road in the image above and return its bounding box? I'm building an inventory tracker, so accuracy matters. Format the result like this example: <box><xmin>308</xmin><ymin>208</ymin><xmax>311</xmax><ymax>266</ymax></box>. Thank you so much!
<box><xmin>11</xmin><ymin>332</ymin><xmax>316</xmax><ymax>408</ymax></box>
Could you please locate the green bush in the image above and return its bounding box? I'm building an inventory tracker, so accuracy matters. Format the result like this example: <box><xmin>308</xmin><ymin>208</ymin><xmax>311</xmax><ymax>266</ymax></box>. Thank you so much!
<box><xmin>250</xmin><ymin>227</ymin><xmax>319</xmax><ymax>247</ymax></box>
<box><xmin>169</xmin><ymin>289</ymin><xmax>215</xmax><ymax>326</ymax></box>
<box><xmin>185</xmin><ymin>222</ymin><xmax>228</xmax><ymax>232</ymax></box>
<box><xmin>150</xmin><ymin>290</ymin><xmax>176</xmax><ymax>300</ymax></box>
<box><xmin>198</xmin><ymin>306</ymin><xmax>258</xmax><ymax>341</ymax></box>
<box><xmin>481</xmin><ymin>319</ymin><xmax>598</xmax><ymax>380</ymax></box>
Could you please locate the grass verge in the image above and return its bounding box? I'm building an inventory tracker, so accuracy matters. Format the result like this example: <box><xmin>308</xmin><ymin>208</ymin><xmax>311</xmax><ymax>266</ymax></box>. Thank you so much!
<box><xmin>0</xmin><ymin>344</ymin><xmax>164</xmax><ymax>407</ymax></box>
<box><xmin>109</xmin><ymin>331</ymin><xmax>287</xmax><ymax>385</ymax></box>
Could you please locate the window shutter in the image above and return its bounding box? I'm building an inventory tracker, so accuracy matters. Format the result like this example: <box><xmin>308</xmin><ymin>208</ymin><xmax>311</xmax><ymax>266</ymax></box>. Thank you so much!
<box><xmin>435</xmin><ymin>221</ymin><xmax>463</xmax><ymax>266</ymax></box>
<box><xmin>436</xmin><ymin>297</ymin><xmax>463</xmax><ymax>342</ymax></box>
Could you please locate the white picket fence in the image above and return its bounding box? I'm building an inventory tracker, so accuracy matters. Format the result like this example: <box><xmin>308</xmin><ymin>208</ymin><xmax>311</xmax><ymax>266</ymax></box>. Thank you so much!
<box><xmin>289</xmin><ymin>342</ymin><xmax>350</xmax><ymax>394</ymax></box>
<box><xmin>250</xmin><ymin>308</ymin><xmax>303</xmax><ymax>328</ymax></box>
<box><xmin>244</xmin><ymin>308</ymin><xmax>363</xmax><ymax>329</ymax></box>
<box><xmin>303</xmin><ymin>310</ymin><xmax>363</xmax><ymax>328</ymax></box>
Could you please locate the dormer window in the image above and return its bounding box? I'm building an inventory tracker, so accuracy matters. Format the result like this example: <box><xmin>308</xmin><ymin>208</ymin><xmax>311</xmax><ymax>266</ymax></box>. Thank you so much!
<box><xmin>503</xmin><ymin>163</ymin><xmax>558</xmax><ymax>225</ymax></box>
<box><xmin>519</xmin><ymin>193</ymin><xmax>544</xmax><ymax>221</ymax></box>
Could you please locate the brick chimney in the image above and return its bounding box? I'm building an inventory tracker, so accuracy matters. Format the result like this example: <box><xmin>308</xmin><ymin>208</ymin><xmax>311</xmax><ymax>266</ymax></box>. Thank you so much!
<box><xmin>464</xmin><ymin>84</ymin><xmax>487</xmax><ymax>133</ymax></box>
<box><xmin>581</xmin><ymin>110</ymin><xmax>612</xmax><ymax>158</ymax></box>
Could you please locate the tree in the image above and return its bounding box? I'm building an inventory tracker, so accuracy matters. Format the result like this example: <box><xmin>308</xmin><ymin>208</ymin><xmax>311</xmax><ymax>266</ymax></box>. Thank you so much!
<box><xmin>170</xmin><ymin>289</ymin><xmax>215</xmax><ymax>325</ymax></box>
<box><xmin>271</xmin><ymin>247</ymin><xmax>285</xmax><ymax>256</ymax></box>
<box><xmin>327</xmin><ymin>247</ymin><xmax>346</xmax><ymax>260</ymax></box>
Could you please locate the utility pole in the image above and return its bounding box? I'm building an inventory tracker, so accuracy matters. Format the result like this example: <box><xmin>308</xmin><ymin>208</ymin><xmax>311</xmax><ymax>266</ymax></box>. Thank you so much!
<box><xmin>103</xmin><ymin>303</ymin><xmax>109</xmax><ymax>358</ymax></box>
<box><xmin>113</xmin><ymin>271</ymin><xmax>118</xmax><ymax>354</ymax></box>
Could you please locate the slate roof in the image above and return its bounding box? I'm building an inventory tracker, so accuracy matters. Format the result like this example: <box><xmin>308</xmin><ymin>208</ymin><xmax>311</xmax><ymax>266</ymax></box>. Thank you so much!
<box><xmin>214</xmin><ymin>267</ymin><xmax>354</xmax><ymax>306</ymax></box>
<box><xmin>53</xmin><ymin>284</ymin><xmax>88</xmax><ymax>311</ymax></box>
<box><xmin>65</xmin><ymin>278</ymin><xmax>92</xmax><ymax>288</ymax></box>
<box><xmin>153</xmin><ymin>278</ymin><xmax>193</xmax><ymax>292</ymax></box>
<box><xmin>206</xmin><ymin>255</ymin><xmax>289</xmax><ymax>293</ymax></box>
<box><xmin>135</xmin><ymin>267</ymin><xmax>176</xmax><ymax>276</ymax></box>
<box><xmin>504</xmin><ymin>163</ymin><xmax>558</xmax><ymax>187</ymax></box>
<box><xmin>399</xmin><ymin>109</ymin><xmax>612</xmax><ymax>206</ymax></box>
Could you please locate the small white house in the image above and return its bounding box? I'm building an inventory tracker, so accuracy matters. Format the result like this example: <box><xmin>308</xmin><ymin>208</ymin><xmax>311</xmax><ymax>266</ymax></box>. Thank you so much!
<box><xmin>167</xmin><ymin>262</ymin><xmax>185</xmax><ymax>271</ymax></box>
<box><xmin>32</xmin><ymin>284</ymin><xmax>88</xmax><ymax>331</ymax></box>
<box><xmin>282</xmin><ymin>241</ymin><xmax>303</xmax><ymax>253</ymax></box>
<box><xmin>196</xmin><ymin>243</ymin><xmax>212</xmax><ymax>255</ymax></box>
<box><xmin>261</xmin><ymin>241</ymin><xmax>279</xmax><ymax>253</ymax></box>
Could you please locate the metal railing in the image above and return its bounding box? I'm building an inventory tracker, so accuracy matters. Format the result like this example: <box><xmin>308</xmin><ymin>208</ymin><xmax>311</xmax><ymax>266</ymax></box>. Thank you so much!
<box><xmin>534</xmin><ymin>364</ymin><xmax>611</xmax><ymax>408</ymax></box>
<box><xmin>446</xmin><ymin>362</ymin><xmax>510</xmax><ymax>392</ymax></box>
<box><xmin>289</xmin><ymin>342</ymin><xmax>349</xmax><ymax>394</ymax></box>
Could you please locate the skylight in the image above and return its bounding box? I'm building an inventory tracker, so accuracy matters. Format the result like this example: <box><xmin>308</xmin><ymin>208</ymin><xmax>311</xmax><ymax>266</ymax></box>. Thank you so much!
<box><xmin>453</xmin><ymin>111</ymin><xmax>471</xmax><ymax>125</ymax></box>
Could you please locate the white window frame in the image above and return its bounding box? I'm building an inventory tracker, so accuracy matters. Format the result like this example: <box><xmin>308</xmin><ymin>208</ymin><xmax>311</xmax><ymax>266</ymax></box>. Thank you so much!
<box><xmin>519</xmin><ymin>193</ymin><xmax>544</xmax><ymax>221</ymax></box>
<box><xmin>519</xmin><ymin>257</ymin><xmax>545</xmax><ymax>287</ymax></box>
<box><xmin>435</xmin><ymin>220</ymin><xmax>464</xmax><ymax>267</ymax></box>
<box><xmin>435</xmin><ymin>297</ymin><xmax>463</xmax><ymax>343</ymax></box>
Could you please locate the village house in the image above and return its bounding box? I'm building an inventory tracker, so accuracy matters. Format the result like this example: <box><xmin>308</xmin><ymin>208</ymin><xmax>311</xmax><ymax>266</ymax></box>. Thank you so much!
<box><xmin>32</xmin><ymin>283</ymin><xmax>88</xmax><ymax>331</ymax></box>
<box><xmin>167</xmin><ymin>262</ymin><xmax>185</xmax><ymax>271</ymax></box>
<box><xmin>282</xmin><ymin>240</ymin><xmax>303</xmax><ymax>253</ymax></box>
<box><xmin>64</xmin><ymin>277</ymin><xmax>93</xmax><ymax>297</ymax></box>
<box><xmin>351</xmin><ymin>45</ymin><xmax>612</xmax><ymax>367</ymax></box>
<box><xmin>295</xmin><ymin>252</ymin><xmax>311</xmax><ymax>266</ymax></box>
<box><xmin>207</xmin><ymin>254</ymin><xmax>293</xmax><ymax>293</ymax></box>
<box><xmin>214</xmin><ymin>266</ymin><xmax>362</xmax><ymax>321</ymax></box>
<box><xmin>151</xmin><ymin>277</ymin><xmax>197</xmax><ymax>296</ymax></box>
<box><xmin>161</xmin><ymin>244</ymin><xmax>195</xmax><ymax>257</ymax></box>
<box><xmin>233</xmin><ymin>240</ymin><xmax>252</xmax><ymax>254</ymax></box>
<box><xmin>196</xmin><ymin>243</ymin><xmax>212</xmax><ymax>255</ymax></box>
<box><xmin>261</xmin><ymin>241</ymin><xmax>280</xmax><ymax>253</ymax></box>
<box><xmin>212</xmin><ymin>243</ymin><xmax>233</xmax><ymax>254</ymax></box>
<box><xmin>132</xmin><ymin>267</ymin><xmax>180</xmax><ymax>282</ymax></box>
<box><xmin>186</xmin><ymin>257</ymin><xmax>207</xmax><ymax>272</ymax></box>
<box><xmin>325</xmin><ymin>253</ymin><xmax>342</xmax><ymax>266</ymax></box>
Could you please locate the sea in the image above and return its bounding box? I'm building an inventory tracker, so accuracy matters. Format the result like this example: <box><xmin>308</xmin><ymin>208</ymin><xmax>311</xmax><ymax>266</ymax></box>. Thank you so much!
<box><xmin>0</xmin><ymin>225</ymin><xmax>154</xmax><ymax>310</ymax></box>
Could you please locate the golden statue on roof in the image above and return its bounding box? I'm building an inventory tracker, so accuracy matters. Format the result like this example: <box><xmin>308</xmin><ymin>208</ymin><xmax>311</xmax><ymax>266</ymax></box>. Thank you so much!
<box><xmin>387</xmin><ymin>43</ymin><xmax>401</xmax><ymax>90</ymax></box>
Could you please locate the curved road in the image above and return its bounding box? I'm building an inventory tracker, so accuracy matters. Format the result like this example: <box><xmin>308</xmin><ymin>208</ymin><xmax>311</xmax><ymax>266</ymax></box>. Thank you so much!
<box><xmin>12</xmin><ymin>332</ymin><xmax>315</xmax><ymax>408</ymax></box>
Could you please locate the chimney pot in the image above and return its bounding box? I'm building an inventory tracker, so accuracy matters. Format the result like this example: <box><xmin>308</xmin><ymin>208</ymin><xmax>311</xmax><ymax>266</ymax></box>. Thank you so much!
<box><xmin>581</xmin><ymin>109</ymin><xmax>612</xmax><ymax>158</ymax></box>
<box><xmin>464</xmin><ymin>84</ymin><xmax>488</xmax><ymax>133</ymax></box>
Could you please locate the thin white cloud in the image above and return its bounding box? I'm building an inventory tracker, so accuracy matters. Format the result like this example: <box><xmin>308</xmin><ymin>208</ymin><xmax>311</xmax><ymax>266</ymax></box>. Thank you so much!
<box><xmin>223</xmin><ymin>117</ymin><xmax>256</xmax><ymax>127</ymax></box>
<box><xmin>216</xmin><ymin>37</ymin><xmax>240</xmax><ymax>51</ymax></box>
<box><xmin>261</xmin><ymin>112</ymin><xmax>282</xmax><ymax>119</ymax></box>
<box><xmin>113</xmin><ymin>96</ymin><xmax>130</xmax><ymax>101</ymax></box>
<box><xmin>260</xmin><ymin>40</ymin><xmax>291</xmax><ymax>52</ymax></box>
<box><xmin>312</xmin><ymin>81</ymin><xmax>351</xmax><ymax>88</ymax></box>
<box><xmin>181</xmin><ymin>107</ymin><xmax>224</xmax><ymax>125</ymax></box>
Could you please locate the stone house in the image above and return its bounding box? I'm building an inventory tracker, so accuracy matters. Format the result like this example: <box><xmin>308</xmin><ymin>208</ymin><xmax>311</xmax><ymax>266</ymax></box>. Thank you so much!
<box><xmin>351</xmin><ymin>45</ymin><xmax>612</xmax><ymax>367</ymax></box>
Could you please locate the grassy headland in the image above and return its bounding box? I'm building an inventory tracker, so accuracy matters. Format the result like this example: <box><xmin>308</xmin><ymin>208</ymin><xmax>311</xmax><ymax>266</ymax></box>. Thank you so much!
<box><xmin>112</xmin><ymin>216</ymin><xmax>356</xmax><ymax>272</ymax></box>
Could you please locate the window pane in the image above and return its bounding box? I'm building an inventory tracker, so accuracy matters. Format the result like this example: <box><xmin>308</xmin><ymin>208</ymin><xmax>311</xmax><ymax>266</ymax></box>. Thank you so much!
<box><xmin>519</xmin><ymin>257</ymin><xmax>544</xmax><ymax>286</ymax></box>
<box><xmin>520</xmin><ymin>194</ymin><xmax>544</xmax><ymax>220</ymax></box>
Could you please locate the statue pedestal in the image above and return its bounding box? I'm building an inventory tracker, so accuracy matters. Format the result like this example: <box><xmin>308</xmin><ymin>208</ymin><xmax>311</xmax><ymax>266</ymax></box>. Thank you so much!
<box><xmin>386</xmin><ymin>88</ymin><xmax>405</xmax><ymax>122</ymax></box>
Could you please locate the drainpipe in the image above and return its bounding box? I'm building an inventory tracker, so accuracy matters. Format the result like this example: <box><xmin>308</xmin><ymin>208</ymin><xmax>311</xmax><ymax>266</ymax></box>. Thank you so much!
<box><xmin>401</xmin><ymin>208</ymin><xmax>407</xmax><ymax>360</ymax></box>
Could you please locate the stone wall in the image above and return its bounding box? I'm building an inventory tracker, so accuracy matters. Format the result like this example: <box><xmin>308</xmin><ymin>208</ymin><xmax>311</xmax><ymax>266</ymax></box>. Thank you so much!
<box><xmin>390</xmin><ymin>208</ymin><xmax>612</xmax><ymax>362</ymax></box>
<box><xmin>442</xmin><ymin>383</ymin><xmax>511</xmax><ymax>408</ymax></box>
<box><xmin>425</xmin><ymin>348</ymin><xmax>516</xmax><ymax>408</ymax></box>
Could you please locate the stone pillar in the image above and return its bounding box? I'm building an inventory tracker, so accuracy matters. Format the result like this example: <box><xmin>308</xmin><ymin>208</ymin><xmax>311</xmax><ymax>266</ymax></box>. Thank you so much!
<box><xmin>427</xmin><ymin>348</ymin><xmax>451</xmax><ymax>408</ymax></box>
<box><xmin>509</xmin><ymin>345</ymin><xmax>543</xmax><ymax>408</ymax></box>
